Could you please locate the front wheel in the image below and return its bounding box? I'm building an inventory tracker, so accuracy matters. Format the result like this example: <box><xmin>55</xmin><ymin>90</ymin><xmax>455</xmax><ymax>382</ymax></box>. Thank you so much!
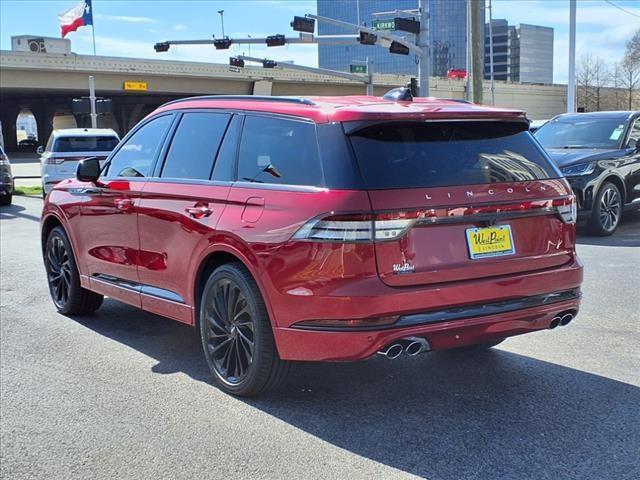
<box><xmin>0</xmin><ymin>193</ymin><xmax>11</xmax><ymax>206</ymax></box>
<box><xmin>587</xmin><ymin>182</ymin><xmax>622</xmax><ymax>236</ymax></box>
<box><xmin>199</xmin><ymin>263</ymin><xmax>290</xmax><ymax>396</ymax></box>
<box><xmin>44</xmin><ymin>226</ymin><xmax>103</xmax><ymax>315</ymax></box>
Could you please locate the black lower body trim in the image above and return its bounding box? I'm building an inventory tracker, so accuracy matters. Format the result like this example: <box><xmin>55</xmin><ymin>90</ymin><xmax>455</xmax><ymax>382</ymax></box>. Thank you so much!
<box><xmin>292</xmin><ymin>288</ymin><xmax>581</xmax><ymax>332</ymax></box>
<box><xmin>92</xmin><ymin>274</ymin><xmax>185</xmax><ymax>304</ymax></box>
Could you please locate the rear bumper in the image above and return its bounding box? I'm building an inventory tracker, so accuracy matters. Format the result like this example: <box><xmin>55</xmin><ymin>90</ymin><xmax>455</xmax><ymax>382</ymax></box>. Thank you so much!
<box><xmin>272</xmin><ymin>259</ymin><xmax>583</xmax><ymax>361</ymax></box>
<box><xmin>274</xmin><ymin>295</ymin><xmax>580</xmax><ymax>361</ymax></box>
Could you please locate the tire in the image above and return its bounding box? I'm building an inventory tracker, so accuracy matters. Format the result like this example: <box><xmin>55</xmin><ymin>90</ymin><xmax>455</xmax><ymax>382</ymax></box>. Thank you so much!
<box><xmin>0</xmin><ymin>194</ymin><xmax>11</xmax><ymax>206</ymax></box>
<box><xmin>199</xmin><ymin>262</ymin><xmax>290</xmax><ymax>396</ymax></box>
<box><xmin>44</xmin><ymin>226</ymin><xmax>103</xmax><ymax>315</ymax></box>
<box><xmin>451</xmin><ymin>338</ymin><xmax>505</xmax><ymax>352</ymax></box>
<box><xmin>587</xmin><ymin>182</ymin><xmax>622</xmax><ymax>236</ymax></box>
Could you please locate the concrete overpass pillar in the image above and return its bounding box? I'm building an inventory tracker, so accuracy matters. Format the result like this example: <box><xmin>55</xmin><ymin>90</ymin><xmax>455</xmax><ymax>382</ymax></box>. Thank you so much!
<box><xmin>0</xmin><ymin>104</ymin><xmax>20</xmax><ymax>152</ymax></box>
<box><xmin>30</xmin><ymin>102</ymin><xmax>56</xmax><ymax>147</ymax></box>
<box><xmin>253</xmin><ymin>80</ymin><xmax>273</xmax><ymax>96</ymax></box>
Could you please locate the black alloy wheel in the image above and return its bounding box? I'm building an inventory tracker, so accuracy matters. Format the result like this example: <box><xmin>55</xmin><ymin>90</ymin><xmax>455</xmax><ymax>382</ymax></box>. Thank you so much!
<box><xmin>204</xmin><ymin>278</ymin><xmax>255</xmax><ymax>384</ymax></box>
<box><xmin>200</xmin><ymin>263</ymin><xmax>290</xmax><ymax>396</ymax></box>
<box><xmin>46</xmin><ymin>234</ymin><xmax>72</xmax><ymax>309</ymax></box>
<box><xmin>44</xmin><ymin>226</ymin><xmax>103</xmax><ymax>314</ymax></box>
<box><xmin>588</xmin><ymin>182</ymin><xmax>622</xmax><ymax>236</ymax></box>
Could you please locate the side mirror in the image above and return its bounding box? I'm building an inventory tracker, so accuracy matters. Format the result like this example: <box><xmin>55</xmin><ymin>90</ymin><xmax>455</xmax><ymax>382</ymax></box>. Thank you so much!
<box><xmin>76</xmin><ymin>157</ymin><xmax>101</xmax><ymax>183</ymax></box>
<box><xmin>36</xmin><ymin>146</ymin><xmax>44</xmax><ymax>155</ymax></box>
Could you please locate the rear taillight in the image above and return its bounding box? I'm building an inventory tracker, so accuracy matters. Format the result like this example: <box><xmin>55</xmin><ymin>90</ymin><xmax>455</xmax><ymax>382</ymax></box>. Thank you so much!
<box><xmin>292</xmin><ymin>212</ymin><xmax>424</xmax><ymax>242</ymax></box>
<box><xmin>46</xmin><ymin>157</ymin><xmax>65</xmax><ymax>164</ymax></box>
<box><xmin>553</xmin><ymin>196</ymin><xmax>577</xmax><ymax>224</ymax></box>
<box><xmin>293</xmin><ymin>196</ymin><xmax>576</xmax><ymax>243</ymax></box>
<box><xmin>292</xmin><ymin>214</ymin><xmax>374</xmax><ymax>242</ymax></box>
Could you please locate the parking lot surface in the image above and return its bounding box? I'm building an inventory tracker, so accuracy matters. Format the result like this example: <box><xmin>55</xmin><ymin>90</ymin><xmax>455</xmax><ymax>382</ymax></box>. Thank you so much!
<box><xmin>1</xmin><ymin>195</ymin><xmax>639</xmax><ymax>480</ymax></box>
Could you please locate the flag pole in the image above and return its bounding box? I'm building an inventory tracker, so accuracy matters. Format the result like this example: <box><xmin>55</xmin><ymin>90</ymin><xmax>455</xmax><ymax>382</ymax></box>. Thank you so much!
<box><xmin>92</xmin><ymin>24</ymin><xmax>96</xmax><ymax>55</ymax></box>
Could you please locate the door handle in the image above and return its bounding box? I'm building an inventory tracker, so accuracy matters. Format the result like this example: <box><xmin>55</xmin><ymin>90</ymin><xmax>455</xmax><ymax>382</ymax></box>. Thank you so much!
<box><xmin>185</xmin><ymin>205</ymin><xmax>213</xmax><ymax>219</ymax></box>
<box><xmin>115</xmin><ymin>197</ymin><xmax>133</xmax><ymax>211</ymax></box>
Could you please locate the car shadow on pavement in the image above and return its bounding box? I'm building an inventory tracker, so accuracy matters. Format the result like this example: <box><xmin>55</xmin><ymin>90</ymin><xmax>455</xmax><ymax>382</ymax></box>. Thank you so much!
<box><xmin>72</xmin><ymin>300</ymin><xmax>639</xmax><ymax>480</ymax></box>
<box><xmin>577</xmin><ymin>210</ymin><xmax>640</xmax><ymax>247</ymax></box>
<box><xmin>0</xmin><ymin>202</ymin><xmax>41</xmax><ymax>222</ymax></box>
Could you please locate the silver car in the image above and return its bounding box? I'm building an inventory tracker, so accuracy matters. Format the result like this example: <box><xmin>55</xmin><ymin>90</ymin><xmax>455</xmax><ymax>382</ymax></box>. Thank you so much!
<box><xmin>40</xmin><ymin>128</ymin><xmax>119</xmax><ymax>194</ymax></box>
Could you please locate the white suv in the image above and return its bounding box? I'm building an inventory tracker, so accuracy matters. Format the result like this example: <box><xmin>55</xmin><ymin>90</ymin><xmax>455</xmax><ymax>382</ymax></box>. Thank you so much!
<box><xmin>40</xmin><ymin>128</ymin><xmax>119</xmax><ymax>194</ymax></box>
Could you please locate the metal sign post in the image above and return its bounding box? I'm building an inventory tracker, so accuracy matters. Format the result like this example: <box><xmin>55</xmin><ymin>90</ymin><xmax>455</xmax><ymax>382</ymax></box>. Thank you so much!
<box><xmin>88</xmin><ymin>75</ymin><xmax>97</xmax><ymax>128</ymax></box>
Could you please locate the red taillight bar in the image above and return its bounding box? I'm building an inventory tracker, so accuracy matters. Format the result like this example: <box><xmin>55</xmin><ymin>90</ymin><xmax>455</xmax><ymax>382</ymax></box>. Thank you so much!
<box><xmin>293</xmin><ymin>196</ymin><xmax>576</xmax><ymax>243</ymax></box>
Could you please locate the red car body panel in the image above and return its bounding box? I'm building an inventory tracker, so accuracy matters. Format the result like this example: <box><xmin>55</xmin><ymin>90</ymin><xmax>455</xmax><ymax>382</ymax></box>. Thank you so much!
<box><xmin>42</xmin><ymin>95</ymin><xmax>583</xmax><ymax>363</ymax></box>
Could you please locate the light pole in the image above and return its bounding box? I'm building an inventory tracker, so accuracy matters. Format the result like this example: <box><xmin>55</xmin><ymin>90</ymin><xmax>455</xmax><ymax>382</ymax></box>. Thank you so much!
<box><xmin>218</xmin><ymin>10</ymin><xmax>225</xmax><ymax>38</ymax></box>
<box><xmin>487</xmin><ymin>0</ymin><xmax>495</xmax><ymax>105</ymax></box>
<box><xmin>567</xmin><ymin>0</ymin><xmax>576</xmax><ymax>112</ymax></box>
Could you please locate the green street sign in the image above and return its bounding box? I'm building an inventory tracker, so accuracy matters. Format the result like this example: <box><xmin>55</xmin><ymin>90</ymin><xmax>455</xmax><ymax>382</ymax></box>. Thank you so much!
<box><xmin>350</xmin><ymin>64</ymin><xmax>367</xmax><ymax>74</ymax></box>
<box><xmin>373</xmin><ymin>19</ymin><xmax>395</xmax><ymax>31</ymax></box>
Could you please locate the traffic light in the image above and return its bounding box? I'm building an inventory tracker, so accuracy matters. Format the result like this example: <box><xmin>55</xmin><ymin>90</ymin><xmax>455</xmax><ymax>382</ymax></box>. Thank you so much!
<box><xmin>263</xmin><ymin>59</ymin><xmax>277</xmax><ymax>68</ymax></box>
<box><xmin>154</xmin><ymin>42</ymin><xmax>170</xmax><ymax>52</ymax></box>
<box><xmin>358</xmin><ymin>31</ymin><xmax>377</xmax><ymax>45</ymax></box>
<box><xmin>229</xmin><ymin>57</ymin><xmax>245</xmax><ymax>68</ymax></box>
<box><xmin>213</xmin><ymin>38</ymin><xmax>232</xmax><ymax>50</ymax></box>
<box><xmin>389</xmin><ymin>41</ymin><xmax>410</xmax><ymax>55</ymax></box>
<box><xmin>291</xmin><ymin>16</ymin><xmax>315</xmax><ymax>33</ymax></box>
<box><xmin>394</xmin><ymin>17</ymin><xmax>420</xmax><ymax>35</ymax></box>
<box><xmin>266</xmin><ymin>34</ymin><xmax>286</xmax><ymax>47</ymax></box>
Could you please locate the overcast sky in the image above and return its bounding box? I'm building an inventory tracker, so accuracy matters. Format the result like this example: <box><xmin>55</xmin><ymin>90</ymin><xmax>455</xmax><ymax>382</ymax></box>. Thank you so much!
<box><xmin>1</xmin><ymin>0</ymin><xmax>639</xmax><ymax>84</ymax></box>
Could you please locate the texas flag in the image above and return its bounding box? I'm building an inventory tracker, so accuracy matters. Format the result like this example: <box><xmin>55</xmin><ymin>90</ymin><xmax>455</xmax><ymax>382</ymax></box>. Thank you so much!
<box><xmin>58</xmin><ymin>0</ymin><xmax>93</xmax><ymax>38</ymax></box>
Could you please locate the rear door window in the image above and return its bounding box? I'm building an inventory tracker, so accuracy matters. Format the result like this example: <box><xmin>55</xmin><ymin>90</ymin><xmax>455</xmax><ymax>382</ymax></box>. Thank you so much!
<box><xmin>160</xmin><ymin>112</ymin><xmax>231</xmax><ymax>180</ymax></box>
<box><xmin>238</xmin><ymin>116</ymin><xmax>323</xmax><ymax>186</ymax></box>
<box><xmin>105</xmin><ymin>115</ymin><xmax>172</xmax><ymax>178</ymax></box>
<box><xmin>349</xmin><ymin>121</ymin><xmax>558</xmax><ymax>189</ymax></box>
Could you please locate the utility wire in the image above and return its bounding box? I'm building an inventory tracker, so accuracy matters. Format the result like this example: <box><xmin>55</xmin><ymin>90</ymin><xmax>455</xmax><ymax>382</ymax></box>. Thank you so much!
<box><xmin>603</xmin><ymin>0</ymin><xmax>640</xmax><ymax>18</ymax></box>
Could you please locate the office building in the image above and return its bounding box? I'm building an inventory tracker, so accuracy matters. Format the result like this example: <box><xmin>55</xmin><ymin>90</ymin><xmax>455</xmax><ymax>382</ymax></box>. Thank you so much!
<box><xmin>485</xmin><ymin>20</ymin><xmax>553</xmax><ymax>84</ymax></box>
<box><xmin>317</xmin><ymin>0</ymin><xmax>484</xmax><ymax>78</ymax></box>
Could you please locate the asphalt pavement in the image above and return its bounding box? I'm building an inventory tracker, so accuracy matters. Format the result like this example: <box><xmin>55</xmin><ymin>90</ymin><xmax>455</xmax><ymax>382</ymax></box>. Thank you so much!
<box><xmin>1</xmin><ymin>195</ymin><xmax>639</xmax><ymax>480</ymax></box>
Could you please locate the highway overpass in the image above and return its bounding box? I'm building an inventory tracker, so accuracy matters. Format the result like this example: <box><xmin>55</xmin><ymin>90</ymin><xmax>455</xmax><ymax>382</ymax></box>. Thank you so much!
<box><xmin>0</xmin><ymin>49</ymin><xmax>568</xmax><ymax>151</ymax></box>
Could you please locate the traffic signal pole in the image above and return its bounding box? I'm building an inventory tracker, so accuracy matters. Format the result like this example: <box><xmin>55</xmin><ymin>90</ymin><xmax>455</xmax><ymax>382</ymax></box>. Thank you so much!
<box><xmin>417</xmin><ymin>0</ymin><xmax>429</xmax><ymax>97</ymax></box>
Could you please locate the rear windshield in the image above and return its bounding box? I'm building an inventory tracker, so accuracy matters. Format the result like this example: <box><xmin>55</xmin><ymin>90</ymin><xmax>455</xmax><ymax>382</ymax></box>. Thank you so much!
<box><xmin>53</xmin><ymin>136</ymin><xmax>119</xmax><ymax>153</ymax></box>
<box><xmin>348</xmin><ymin>121</ymin><xmax>558</xmax><ymax>189</ymax></box>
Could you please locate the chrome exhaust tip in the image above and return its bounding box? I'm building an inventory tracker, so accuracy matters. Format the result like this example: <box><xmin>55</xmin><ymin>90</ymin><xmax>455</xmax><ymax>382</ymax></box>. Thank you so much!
<box><xmin>560</xmin><ymin>313</ymin><xmax>574</xmax><ymax>326</ymax></box>
<box><xmin>378</xmin><ymin>343</ymin><xmax>403</xmax><ymax>359</ymax></box>
<box><xmin>403</xmin><ymin>337</ymin><xmax>431</xmax><ymax>356</ymax></box>
<box><xmin>549</xmin><ymin>317</ymin><xmax>561</xmax><ymax>329</ymax></box>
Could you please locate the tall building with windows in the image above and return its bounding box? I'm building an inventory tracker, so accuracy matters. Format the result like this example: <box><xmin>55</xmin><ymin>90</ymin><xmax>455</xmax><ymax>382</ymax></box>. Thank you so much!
<box><xmin>317</xmin><ymin>0</ymin><xmax>484</xmax><ymax>78</ymax></box>
<box><xmin>485</xmin><ymin>20</ymin><xmax>553</xmax><ymax>84</ymax></box>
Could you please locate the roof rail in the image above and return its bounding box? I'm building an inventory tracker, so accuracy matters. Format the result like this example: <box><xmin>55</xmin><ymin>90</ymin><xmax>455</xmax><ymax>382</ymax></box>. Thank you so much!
<box><xmin>439</xmin><ymin>98</ymin><xmax>473</xmax><ymax>104</ymax></box>
<box><xmin>162</xmin><ymin>95</ymin><xmax>316</xmax><ymax>107</ymax></box>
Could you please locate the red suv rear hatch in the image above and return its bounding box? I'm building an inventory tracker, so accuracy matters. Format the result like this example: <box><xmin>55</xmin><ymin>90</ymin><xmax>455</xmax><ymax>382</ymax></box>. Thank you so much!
<box><xmin>347</xmin><ymin>120</ymin><xmax>576</xmax><ymax>287</ymax></box>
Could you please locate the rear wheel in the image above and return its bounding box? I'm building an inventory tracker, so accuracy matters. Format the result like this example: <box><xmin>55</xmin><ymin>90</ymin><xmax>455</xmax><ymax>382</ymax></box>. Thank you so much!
<box><xmin>199</xmin><ymin>262</ymin><xmax>290</xmax><ymax>396</ymax></box>
<box><xmin>44</xmin><ymin>226</ymin><xmax>103</xmax><ymax>315</ymax></box>
<box><xmin>587</xmin><ymin>182</ymin><xmax>622</xmax><ymax>236</ymax></box>
<box><xmin>0</xmin><ymin>194</ymin><xmax>11</xmax><ymax>206</ymax></box>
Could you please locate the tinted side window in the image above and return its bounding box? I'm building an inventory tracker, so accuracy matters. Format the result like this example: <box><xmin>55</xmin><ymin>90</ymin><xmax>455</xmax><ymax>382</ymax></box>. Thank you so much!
<box><xmin>212</xmin><ymin>115</ymin><xmax>242</xmax><ymax>182</ymax></box>
<box><xmin>161</xmin><ymin>112</ymin><xmax>230</xmax><ymax>180</ymax></box>
<box><xmin>627</xmin><ymin>118</ymin><xmax>640</xmax><ymax>147</ymax></box>
<box><xmin>106</xmin><ymin>115</ymin><xmax>172</xmax><ymax>178</ymax></box>
<box><xmin>238</xmin><ymin>116</ymin><xmax>323</xmax><ymax>186</ymax></box>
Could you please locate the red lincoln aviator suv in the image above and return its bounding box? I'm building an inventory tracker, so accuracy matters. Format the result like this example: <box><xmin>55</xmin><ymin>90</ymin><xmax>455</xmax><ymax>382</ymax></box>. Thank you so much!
<box><xmin>41</xmin><ymin>91</ymin><xmax>583</xmax><ymax>396</ymax></box>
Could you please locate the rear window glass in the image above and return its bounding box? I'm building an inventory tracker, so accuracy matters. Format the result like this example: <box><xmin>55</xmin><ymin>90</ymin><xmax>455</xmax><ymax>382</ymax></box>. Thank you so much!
<box><xmin>238</xmin><ymin>116</ymin><xmax>323</xmax><ymax>186</ymax></box>
<box><xmin>53</xmin><ymin>136</ymin><xmax>119</xmax><ymax>153</ymax></box>
<box><xmin>348</xmin><ymin>121</ymin><xmax>558</xmax><ymax>189</ymax></box>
